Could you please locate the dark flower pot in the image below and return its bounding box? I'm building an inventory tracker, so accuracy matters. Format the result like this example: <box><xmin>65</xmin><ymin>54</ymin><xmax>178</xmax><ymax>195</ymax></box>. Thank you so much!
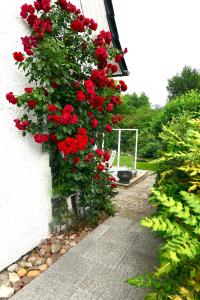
<box><xmin>117</xmin><ymin>170</ymin><xmax>133</xmax><ymax>184</ymax></box>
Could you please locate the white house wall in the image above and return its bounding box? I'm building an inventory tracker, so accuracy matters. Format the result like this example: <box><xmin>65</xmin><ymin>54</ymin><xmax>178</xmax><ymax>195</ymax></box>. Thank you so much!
<box><xmin>80</xmin><ymin>0</ymin><xmax>110</xmax><ymax>33</ymax></box>
<box><xmin>0</xmin><ymin>0</ymin><xmax>52</xmax><ymax>271</ymax></box>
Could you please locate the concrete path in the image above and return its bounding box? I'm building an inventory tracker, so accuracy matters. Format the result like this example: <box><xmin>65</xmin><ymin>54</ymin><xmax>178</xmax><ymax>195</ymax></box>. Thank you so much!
<box><xmin>11</xmin><ymin>174</ymin><xmax>160</xmax><ymax>300</ymax></box>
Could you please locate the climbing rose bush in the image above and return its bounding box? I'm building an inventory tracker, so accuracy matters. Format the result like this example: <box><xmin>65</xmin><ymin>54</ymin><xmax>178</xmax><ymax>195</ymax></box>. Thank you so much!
<box><xmin>6</xmin><ymin>0</ymin><xmax>127</xmax><ymax>215</ymax></box>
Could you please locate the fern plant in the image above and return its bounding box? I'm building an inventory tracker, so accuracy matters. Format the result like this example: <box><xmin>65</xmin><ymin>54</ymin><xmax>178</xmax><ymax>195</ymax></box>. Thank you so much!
<box><xmin>128</xmin><ymin>117</ymin><xmax>200</xmax><ymax>299</ymax></box>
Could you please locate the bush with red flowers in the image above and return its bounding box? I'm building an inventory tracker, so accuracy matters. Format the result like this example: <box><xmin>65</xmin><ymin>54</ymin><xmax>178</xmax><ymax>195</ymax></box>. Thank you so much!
<box><xmin>7</xmin><ymin>0</ymin><xmax>127</xmax><ymax>221</ymax></box>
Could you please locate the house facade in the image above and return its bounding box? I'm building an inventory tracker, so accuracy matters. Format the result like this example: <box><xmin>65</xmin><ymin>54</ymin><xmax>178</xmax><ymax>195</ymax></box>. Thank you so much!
<box><xmin>0</xmin><ymin>0</ymin><xmax>127</xmax><ymax>271</ymax></box>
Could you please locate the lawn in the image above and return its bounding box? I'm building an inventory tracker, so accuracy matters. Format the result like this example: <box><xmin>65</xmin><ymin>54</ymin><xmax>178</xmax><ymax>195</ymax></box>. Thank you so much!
<box><xmin>113</xmin><ymin>154</ymin><xmax>158</xmax><ymax>171</ymax></box>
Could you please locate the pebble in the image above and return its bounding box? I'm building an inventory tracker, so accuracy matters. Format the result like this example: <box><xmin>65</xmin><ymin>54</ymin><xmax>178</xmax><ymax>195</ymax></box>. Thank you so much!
<box><xmin>0</xmin><ymin>272</ymin><xmax>9</xmax><ymax>287</ymax></box>
<box><xmin>65</xmin><ymin>240</ymin><xmax>70</xmax><ymax>245</ymax></box>
<box><xmin>25</xmin><ymin>262</ymin><xmax>32</xmax><ymax>268</ymax></box>
<box><xmin>60</xmin><ymin>248</ymin><xmax>66</xmax><ymax>254</ymax></box>
<box><xmin>9</xmin><ymin>272</ymin><xmax>20</xmax><ymax>283</ymax></box>
<box><xmin>19</xmin><ymin>261</ymin><xmax>26</xmax><ymax>268</ymax></box>
<box><xmin>27</xmin><ymin>270</ymin><xmax>40</xmax><ymax>277</ymax></box>
<box><xmin>69</xmin><ymin>241</ymin><xmax>76</xmax><ymax>247</ymax></box>
<box><xmin>46</xmin><ymin>258</ymin><xmax>53</xmax><ymax>267</ymax></box>
<box><xmin>38</xmin><ymin>264</ymin><xmax>47</xmax><ymax>272</ymax></box>
<box><xmin>39</xmin><ymin>248</ymin><xmax>46</xmax><ymax>256</ymax></box>
<box><xmin>69</xmin><ymin>234</ymin><xmax>77</xmax><ymax>240</ymax></box>
<box><xmin>23</xmin><ymin>255</ymin><xmax>29</xmax><ymax>261</ymax></box>
<box><xmin>27</xmin><ymin>256</ymin><xmax>37</xmax><ymax>264</ymax></box>
<box><xmin>7</xmin><ymin>264</ymin><xmax>18</xmax><ymax>273</ymax></box>
<box><xmin>17</xmin><ymin>268</ymin><xmax>27</xmax><ymax>278</ymax></box>
<box><xmin>74</xmin><ymin>236</ymin><xmax>82</xmax><ymax>243</ymax></box>
<box><xmin>51</xmin><ymin>243</ymin><xmax>61</xmax><ymax>254</ymax></box>
<box><xmin>34</xmin><ymin>259</ymin><xmax>43</xmax><ymax>266</ymax></box>
<box><xmin>0</xmin><ymin>285</ymin><xmax>14</xmax><ymax>299</ymax></box>
<box><xmin>57</xmin><ymin>234</ymin><xmax>64</xmax><ymax>240</ymax></box>
<box><xmin>12</xmin><ymin>280</ymin><xmax>24</xmax><ymax>292</ymax></box>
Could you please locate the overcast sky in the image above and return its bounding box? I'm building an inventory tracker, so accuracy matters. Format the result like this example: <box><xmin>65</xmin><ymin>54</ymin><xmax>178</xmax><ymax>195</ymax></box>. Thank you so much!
<box><xmin>113</xmin><ymin>0</ymin><xmax>200</xmax><ymax>106</ymax></box>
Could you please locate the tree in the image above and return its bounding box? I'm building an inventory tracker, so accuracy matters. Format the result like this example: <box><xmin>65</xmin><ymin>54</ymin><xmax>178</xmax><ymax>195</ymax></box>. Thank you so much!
<box><xmin>152</xmin><ymin>90</ymin><xmax>200</xmax><ymax>136</ymax></box>
<box><xmin>122</xmin><ymin>92</ymin><xmax>150</xmax><ymax>111</ymax></box>
<box><xmin>167</xmin><ymin>66</ymin><xmax>200</xmax><ymax>101</ymax></box>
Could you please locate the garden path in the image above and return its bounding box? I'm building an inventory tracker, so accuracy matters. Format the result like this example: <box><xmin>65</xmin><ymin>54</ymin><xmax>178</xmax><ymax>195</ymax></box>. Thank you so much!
<box><xmin>11</xmin><ymin>173</ymin><xmax>160</xmax><ymax>300</ymax></box>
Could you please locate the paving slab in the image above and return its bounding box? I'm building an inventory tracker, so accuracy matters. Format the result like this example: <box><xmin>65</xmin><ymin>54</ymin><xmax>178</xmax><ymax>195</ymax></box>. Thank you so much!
<box><xmin>11</xmin><ymin>174</ymin><xmax>159</xmax><ymax>300</ymax></box>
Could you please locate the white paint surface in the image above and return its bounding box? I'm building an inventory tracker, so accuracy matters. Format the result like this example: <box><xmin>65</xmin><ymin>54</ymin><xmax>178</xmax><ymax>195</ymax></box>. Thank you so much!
<box><xmin>0</xmin><ymin>0</ymin><xmax>52</xmax><ymax>271</ymax></box>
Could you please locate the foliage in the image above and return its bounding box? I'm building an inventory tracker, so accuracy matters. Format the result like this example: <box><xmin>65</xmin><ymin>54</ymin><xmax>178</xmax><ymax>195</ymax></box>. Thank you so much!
<box><xmin>104</xmin><ymin>92</ymin><xmax>161</xmax><ymax>158</ymax></box>
<box><xmin>128</xmin><ymin>116</ymin><xmax>200</xmax><ymax>299</ymax></box>
<box><xmin>152</xmin><ymin>90</ymin><xmax>200</xmax><ymax>137</ymax></box>
<box><xmin>121</xmin><ymin>92</ymin><xmax>150</xmax><ymax>111</ymax></box>
<box><xmin>6</xmin><ymin>0</ymin><xmax>128</xmax><ymax>221</ymax></box>
<box><xmin>167</xmin><ymin>66</ymin><xmax>200</xmax><ymax>101</ymax></box>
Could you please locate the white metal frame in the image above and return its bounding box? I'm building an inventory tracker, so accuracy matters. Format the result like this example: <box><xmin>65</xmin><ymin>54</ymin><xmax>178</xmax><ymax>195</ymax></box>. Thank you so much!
<box><xmin>113</xmin><ymin>129</ymin><xmax>139</xmax><ymax>170</ymax></box>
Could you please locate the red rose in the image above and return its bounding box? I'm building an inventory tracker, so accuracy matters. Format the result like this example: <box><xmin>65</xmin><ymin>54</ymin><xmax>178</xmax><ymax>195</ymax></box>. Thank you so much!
<box><xmin>78</xmin><ymin>128</ymin><xmax>87</xmax><ymax>135</ymax></box>
<box><xmin>95</xmin><ymin>47</ymin><xmax>108</xmax><ymax>62</ymax></box>
<box><xmin>41</xmin><ymin>18</ymin><xmax>52</xmax><ymax>33</ymax></box>
<box><xmin>105</xmin><ymin>124</ymin><xmax>112</xmax><ymax>132</ymax></box>
<box><xmin>94</xmin><ymin>173</ymin><xmax>100</xmax><ymax>180</ymax></box>
<box><xmin>103</xmin><ymin>151</ymin><xmax>110</xmax><ymax>162</ymax></box>
<box><xmin>97</xmin><ymin>163</ymin><xmax>104</xmax><ymax>172</ymax></box>
<box><xmin>94</xmin><ymin>30</ymin><xmax>112</xmax><ymax>46</ymax></box>
<box><xmin>70</xmin><ymin>114</ymin><xmax>79</xmax><ymax>125</ymax></box>
<box><xmin>71</xmin><ymin>19</ymin><xmax>84</xmax><ymax>32</ymax></box>
<box><xmin>49</xmin><ymin>133</ymin><xmax>58</xmax><ymax>143</ymax></box>
<box><xmin>106</xmin><ymin>103</ymin><xmax>113</xmax><ymax>112</ymax></box>
<box><xmin>13</xmin><ymin>52</ymin><xmax>25</xmax><ymax>62</ymax></box>
<box><xmin>115</xmin><ymin>54</ymin><xmax>123</xmax><ymax>63</ymax></box>
<box><xmin>90</xmin><ymin>138</ymin><xmax>95</xmax><ymax>145</ymax></box>
<box><xmin>73</xmin><ymin>81</ymin><xmax>80</xmax><ymax>89</ymax></box>
<box><xmin>84</xmin><ymin>80</ymin><xmax>95</xmax><ymax>96</ymax></box>
<box><xmin>111</xmin><ymin>183</ymin><xmax>117</xmax><ymax>188</ymax></box>
<box><xmin>87</xmin><ymin>111</ymin><xmax>93</xmax><ymax>119</ymax></box>
<box><xmin>73</xmin><ymin>157</ymin><xmax>80</xmax><ymax>164</ymax></box>
<box><xmin>119</xmin><ymin>80</ymin><xmax>127</xmax><ymax>92</ymax></box>
<box><xmin>6</xmin><ymin>92</ymin><xmax>18</xmax><ymax>104</ymax></box>
<box><xmin>20</xmin><ymin>4</ymin><xmax>35</xmax><ymax>19</ymax></box>
<box><xmin>76</xmin><ymin>90</ymin><xmax>86</xmax><ymax>102</ymax></box>
<box><xmin>48</xmin><ymin>104</ymin><xmax>58</xmax><ymax>112</ymax></box>
<box><xmin>27</xmin><ymin>14</ymin><xmax>37</xmax><ymax>26</ymax></box>
<box><xmin>14</xmin><ymin>119</ymin><xmax>29</xmax><ymax>130</ymax></box>
<box><xmin>28</xmin><ymin>99</ymin><xmax>37</xmax><ymax>108</ymax></box>
<box><xmin>111</xmin><ymin>64</ymin><xmax>118</xmax><ymax>73</ymax></box>
<box><xmin>34</xmin><ymin>133</ymin><xmax>49</xmax><ymax>143</ymax></box>
<box><xmin>108</xmin><ymin>176</ymin><xmax>116</xmax><ymax>181</ymax></box>
<box><xmin>88</xmin><ymin>19</ymin><xmax>98</xmax><ymax>31</ymax></box>
<box><xmin>41</xmin><ymin>0</ymin><xmax>51</xmax><ymax>12</ymax></box>
<box><xmin>123</xmin><ymin>48</ymin><xmax>128</xmax><ymax>54</ymax></box>
<box><xmin>92</xmin><ymin>119</ymin><xmax>99</xmax><ymax>129</ymax></box>
<box><xmin>58</xmin><ymin>0</ymin><xmax>76</xmax><ymax>13</ymax></box>
<box><xmin>24</xmin><ymin>87</ymin><xmax>33</xmax><ymax>93</ymax></box>
<box><xmin>95</xmin><ymin>148</ymin><xmax>104</xmax><ymax>157</ymax></box>
<box><xmin>51</xmin><ymin>82</ymin><xmax>60</xmax><ymax>89</ymax></box>
<box><xmin>93</xmin><ymin>173</ymin><xmax>100</xmax><ymax>180</ymax></box>
<box><xmin>63</xmin><ymin>104</ymin><xmax>74</xmax><ymax>114</ymax></box>
<box><xmin>21</xmin><ymin>35</ymin><xmax>38</xmax><ymax>56</ymax></box>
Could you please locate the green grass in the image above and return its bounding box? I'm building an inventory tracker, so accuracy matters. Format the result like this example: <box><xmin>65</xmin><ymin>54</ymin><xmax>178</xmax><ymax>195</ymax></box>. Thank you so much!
<box><xmin>113</xmin><ymin>154</ymin><xmax>159</xmax><ymax>171</ymax></box>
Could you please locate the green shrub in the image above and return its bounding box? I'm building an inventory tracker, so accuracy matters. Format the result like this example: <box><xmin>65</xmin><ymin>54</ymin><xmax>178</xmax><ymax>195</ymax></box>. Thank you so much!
<box><xmin>153</xmin><ymin>90</ymin><xmax>200</xmax><ymax>136</ymax></box>
<box><xmin>128</xmin><ymin>116</ymin><xmax>200</xmax><ymax>299</ymax></box>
